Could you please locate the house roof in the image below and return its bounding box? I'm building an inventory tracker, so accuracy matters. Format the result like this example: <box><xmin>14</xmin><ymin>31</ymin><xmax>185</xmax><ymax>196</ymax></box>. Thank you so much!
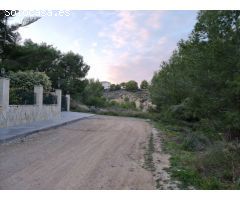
<box><xmin>101</xmin><ymin>81</ymin><xmax>111</xmax><ymax>84</ymax></box>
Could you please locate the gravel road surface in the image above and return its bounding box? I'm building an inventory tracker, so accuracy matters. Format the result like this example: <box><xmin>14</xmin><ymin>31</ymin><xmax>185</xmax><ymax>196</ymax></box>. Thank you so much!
<box><xmin>0</xmin><ymin>115</ymin><xmax>155</xmax><ymax>189</ymax></box>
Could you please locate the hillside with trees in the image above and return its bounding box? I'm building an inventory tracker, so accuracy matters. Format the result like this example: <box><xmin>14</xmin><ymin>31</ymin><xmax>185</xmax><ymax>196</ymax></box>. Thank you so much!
<box><xmin>149</xmin><ymin>10</ymin><xmax>240</xmax><ymax>189</ymax></box>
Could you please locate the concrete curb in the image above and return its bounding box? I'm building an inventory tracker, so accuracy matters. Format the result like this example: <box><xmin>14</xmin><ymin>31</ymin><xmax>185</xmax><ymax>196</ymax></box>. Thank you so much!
<box><xmin>0</xmin><ymin>113</ymin><xmax>95</xmax><ymax>144</ymax></box>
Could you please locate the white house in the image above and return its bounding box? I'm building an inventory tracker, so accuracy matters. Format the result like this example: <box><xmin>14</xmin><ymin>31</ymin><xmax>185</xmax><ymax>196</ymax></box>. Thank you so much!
<box><xmin>101</xmin><ymin>81</ymin><xmax>111</xmax><ymax>90</ymax></box>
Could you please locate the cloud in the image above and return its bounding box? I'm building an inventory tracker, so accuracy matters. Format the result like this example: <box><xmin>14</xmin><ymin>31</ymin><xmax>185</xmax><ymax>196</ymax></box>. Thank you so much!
<box><xmin>133</xmin><ymin>28</ymin><xmax>150</xmax><ymax>48</ymax></box>
<box><xmin>146</xmin><ymin>11</ymin><xmax>164</xmax><ymax>30</ymax></box>
<box><xmin>17</xmin><ymin>11</ymin><xmax>198</xmax><ymax>85</ymax></box>
<box><xmin>98</xmin><ymin>11</ymin><xmax>150</xmax><ymax>49</ymax></box>
<box><xmin>104</xmin><ymin>36</ymin><xmax>175</xmax><ymax>84</ymax></box>
<box><xmin>72</xmin><ymin>39</ymin><xmax>82</xmax><ymax>50</ymax></box>
<box><xmin>157</xmin><ymin>36</ymin><xmax>168</xmax><ymax>45</ymax></box>
<box><xmin>92</xmin><ymin>42</ymin><xmax>98</xmax><ymax>47</ymax></box>
<box><xmin>90</xmin><ymin>11</ymin><xmax>196</xmax><ymax>83</ymax></box>
<box><xmin>114</xmin><ymin>11</ymin><xmax>137</xmax><ymax>32</ymax></box>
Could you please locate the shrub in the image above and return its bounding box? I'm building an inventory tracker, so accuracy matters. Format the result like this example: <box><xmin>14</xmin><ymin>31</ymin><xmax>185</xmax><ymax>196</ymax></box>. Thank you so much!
<box><xmin>120</xmin><ymin>101</ymin><xmax>136</xmax><ymax>110</ymax></box>
<box><xmin>110</xmin><ymin>84</ymin><xmax>121</xmax><ymax>91</ymax></box>
<box><xmin>85</xmin><ymin>96</ymin><xmax>106</xmax><ymax>107</ymax></box>
<box><xmin>223</xmin><ymin>111</ymin><xmax>240</xmax><ymax>140</ymax></box>
<box><xmin>106</xmin><ymin>100</ymin><xmax>136</xmax><ymax>110</ymax></box>
<box><xmin>196</xmin><ymin>141</ymin><xmax>240</xmax><ymax>188</ymax></box>
<box><xmin>8</xmin><ymin>70</ymin><xmax>52</xmax><ymax>91</ymax></box>
<box><xmin>120</xmin><ymin>82</ymin><xmax>126</xmax><ymax>89</ymax></box>
<box><xmin>124</xmin><ymin>97</ymin><xmax>129</xmax><ymax>102</ymax></box>
<box><xmin>125</xmin><ymin>80</ymin><xmax>138</xmax><ymax>91</ymax></box>
<box><xmin>168</xmin><ymin>98</ymin><xmax>199</xmax><ymax>122</ymax></box>
<box><xmin>8</xmin><ymin>71</ymin><xmax>52</xmax><ymax>105</ymax></box>
<box><xmin>182</xmin><ymin>132</ymin><xmax>211</xmax><ymax>151</ymax></box>
<box><xmin>81</xmin><ymin>79</ymin><xmax>106</xmax><ymax>107</ymax></box>
<box><xmin>140</xmin><ymin>80</ymin><xmax>149</xmax><ymax>89</ymax></box>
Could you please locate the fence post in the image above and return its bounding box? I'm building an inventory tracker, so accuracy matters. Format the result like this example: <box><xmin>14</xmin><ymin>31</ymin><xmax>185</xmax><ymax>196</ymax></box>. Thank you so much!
<box><xmin>55</xmin><ymin>89</ymin><xmax>62</xmax><ymax>111</ymax></box>
<box><xmin>34</xmin><ymin>85</ymin><xmax>43</xmax><ymax>107</ymax></box>
<box><xmin>0</xmin><ymin>78</ymin><xmax>9</xmax><ymax>111</ymax></box>
<box><xmin>66</xmin><ymin>94</ymin><xmax>70</xmax><ymax>112</ymax></box>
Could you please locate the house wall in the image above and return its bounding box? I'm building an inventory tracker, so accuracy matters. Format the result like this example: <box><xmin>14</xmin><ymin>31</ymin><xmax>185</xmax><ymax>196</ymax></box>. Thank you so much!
<box><xmin>101</xmin><ymin>82</ymin><xmax>111</xmax><ymax>90</ymax></box>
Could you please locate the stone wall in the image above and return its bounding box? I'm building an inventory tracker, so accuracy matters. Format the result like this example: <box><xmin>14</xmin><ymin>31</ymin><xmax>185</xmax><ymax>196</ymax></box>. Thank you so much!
<box><xmin>0</xmin><ymin>105</ymin><xmax>60</xmax><ymax>128</ymax></box>
<box><xmin>0</xmin><ymin>78</ymin><xmax>64</xmax><ymax>128</ymax></box>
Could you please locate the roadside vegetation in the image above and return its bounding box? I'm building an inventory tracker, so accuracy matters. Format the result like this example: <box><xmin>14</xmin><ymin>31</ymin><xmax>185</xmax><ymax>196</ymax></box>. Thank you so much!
<box><xmin>154</xmin><ymin>119</ymin><xmax>240</xmax><ymax>189</ymax></box>
<box><xmin>149</xmin><ymin>11</ymin><xmax>240</xmax><ymax>189</ymax></box>
<box><xmin>143</xmin><ymin>130</ymin><xmax>155</xmax><ymax>172</ymax></box>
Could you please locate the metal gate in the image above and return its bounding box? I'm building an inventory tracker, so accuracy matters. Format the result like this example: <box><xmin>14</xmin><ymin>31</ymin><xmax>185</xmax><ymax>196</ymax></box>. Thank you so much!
<box><xmin>61</xmin><ymin>95</ymin><xmax>67</xmax><ymax>111</ymax></box>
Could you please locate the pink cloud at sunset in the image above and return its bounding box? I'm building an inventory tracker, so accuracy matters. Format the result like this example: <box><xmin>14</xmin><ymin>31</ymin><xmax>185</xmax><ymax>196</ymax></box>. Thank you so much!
<box><xmin>17</xmin><ymin>11</ymin><xmax>197</xmax><ymax>84</ymax></box>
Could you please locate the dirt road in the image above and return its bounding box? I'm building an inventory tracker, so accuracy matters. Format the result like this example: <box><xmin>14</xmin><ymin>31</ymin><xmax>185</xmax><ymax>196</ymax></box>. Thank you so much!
<box><xmin>0</xmin><ymin>115</ymin><xmax>155</xmax><ymax>189</ymax></box>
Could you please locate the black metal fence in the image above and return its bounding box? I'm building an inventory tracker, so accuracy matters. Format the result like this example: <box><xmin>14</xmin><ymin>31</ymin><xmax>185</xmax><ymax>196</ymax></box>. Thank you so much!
<box><xmin>9</xmin><ymin>88</ymin><xmax>36</xmax><ymax>105</ymax></box>
<box><xmin>9</xmin><ymin>88</ymin><xmax>59</xmax><ymax>106</ymax></box>
<box><xmin>43</xmin><ymin>92</ymin><xmax>58</xmax><ymax>105</ymax></box>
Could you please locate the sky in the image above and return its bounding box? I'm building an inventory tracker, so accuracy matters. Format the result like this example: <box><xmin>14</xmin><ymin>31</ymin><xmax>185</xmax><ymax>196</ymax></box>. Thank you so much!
<box><xmin>12</xmin><ymin>10</ymin><xmax>198</xmax><ymax>84</ymax></box>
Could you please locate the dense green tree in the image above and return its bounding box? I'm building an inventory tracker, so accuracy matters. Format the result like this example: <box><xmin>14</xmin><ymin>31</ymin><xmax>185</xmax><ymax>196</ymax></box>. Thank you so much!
<box><xmin>0</xmin><ymin>10</ymin><xmax>40</xmax><ymax>60</ymax></box>
<box><xmin>3</xmin><ymin>39</ymin><xmax>61</xmax><ymax>72</ymax></box>
<box><xmin>140</xmin><ymin>80</ymin><xmax>149</xmax><ymax>90</ymax></box>
<box><xmin>150</xmin><ymin>10</ymin><xmax>240</xmax><ymax>138</ymax></box>
<box><xmin>81</xmin><ymin>79</ymin><xmax>106</xmax><ymax>107</ymax></box>
<box><xmin>115</xmin><ymin>84</ymin><xmax>121</xmax><ymax>90</ymax></box>
<box><xmin>110</xmin><ymin>84</ymin><xmax>116</xmax><ymax>91</ymax></box>
<box><xmin>2</xmin><ymin>40</ymin><xmax>60</xmax><ymax>76</ymax></box>
<box><xmin>110</xmin><ymin>83</ymin><xmax>121</xmax><ymax>91</ymax></box>
<box><xmin>49</xmin><ymin>51</ymin><xmax>90</xmax><ymax>94</ymax></box>
<box><xmin>125</xmin><ymin>80</ymin><xmax>138</xmax><ymax>91</ymax></box>
<box><xmin>3</xmin><ymin>40</ymin><xmax>90</xmax><ymax>95</ymax></box>
<box><xmin>120</xmin><ymin>82</ymin><xmax>126</xmax><ymax>89</ymax></box>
